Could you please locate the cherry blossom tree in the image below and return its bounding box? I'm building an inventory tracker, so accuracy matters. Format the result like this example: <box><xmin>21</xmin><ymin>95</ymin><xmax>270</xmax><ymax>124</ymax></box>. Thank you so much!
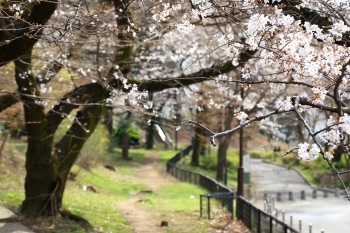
<box><xmin>2</xmin><ymin>0</ymin><xmax>350</xmax><ymax>223</ymax></box>
<box><xmin>159</xmin><ymin>0</ymin><xmax>350</xmax><ymax>198</ymax></box>
<box><xmin>0</xmin><ymin>0</ymin><xmax>244</xmax><ymax>218</ymax></box>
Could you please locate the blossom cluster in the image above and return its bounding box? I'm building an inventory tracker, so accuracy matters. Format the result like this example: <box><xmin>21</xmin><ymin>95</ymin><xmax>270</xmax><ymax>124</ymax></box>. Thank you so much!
<box><xmin>297</xmin><ymin>142</ymin><xmax>320</xmax><ymax>161</ymax></box>
<box><xmin>321</xmin><ymin>114</ymin><xmax>350</xmax><ymax>147</ymax></box>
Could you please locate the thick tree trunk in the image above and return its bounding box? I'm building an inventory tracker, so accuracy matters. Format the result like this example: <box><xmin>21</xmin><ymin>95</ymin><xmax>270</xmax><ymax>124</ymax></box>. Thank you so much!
<box><xmin>21</xmin><ymin>140</ymin><xmax>58</xmax><ymax>216</ymax></box>
<box><xmin>191</xmin><ymin>126</ymin><xmax>202</xmax><ymax>166</ymax></box>
<box><xmin>21</xmin><ymin>105</ymin><xmax>104</xmax><ymax>216</ymax></box>
<box><xmin>146</xmin><ymin>93</ymin><xmax>154</xmax><ymax>149</ymax></box>
<box><xmin>216</xmin><ymin>135</ymin><xmax>230</xmax><ymax>182</ymax></box>
<box><xmin>122</xmin><ymin>132</ymin><xmax>129</xmax><ymax>158</ymax></box>
<box><xmin>15</xmin><ymin>49</ymin><xmax>106</xmax><ymax>217</ymax></box>
<box><xmin>216</xmin><ymin>105</ymin><xmax>234</xmax><ymax>183</ymax></box>
<box><xmin>53</xmin><ymin>105</ymin><xmax>105</xmax><ymax>210</ymax></box>
<box><xmin>15</xmin><ymin>55</ymin><xmax>58</xmax><ymax>216</ymax></box>
<box><xmin>104</xmin><ymin>107</ymin><xmax>114</xmax><ymax>135</ymax></box>
<box><xmin>0</xmin><ymin>1</ymin><xmax>58</xmax><ymax>66</ymax></box>
<box><xmin>146</xmin><ymin>118</ymin><xmax>155</xmax><ymax>149</ymax></box>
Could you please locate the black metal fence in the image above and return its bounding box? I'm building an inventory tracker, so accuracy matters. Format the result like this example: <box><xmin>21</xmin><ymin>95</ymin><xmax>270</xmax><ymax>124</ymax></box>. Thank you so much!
<box><xmin>166</xmin><ymin>145</ymin><xmax>193</xmax><ymax>171</ymax></box>
<box><xmin>200</xmin><ymin>192</ymin><xmax>234</xmax><ymax>219</ymax></box>
<box><xmin>167</xmin><ymin>147</ymin><xmax>304</xmax><ymax>233</ymax></box>
<box><xmin>236</xmin><ymin>197</ymin><xmax>299</xmax><ymax>233</ymax></box>
<box><xmin>166</xmin><ymin>145</ymin><xmax>234</xmax><ymax>217</ymax></box>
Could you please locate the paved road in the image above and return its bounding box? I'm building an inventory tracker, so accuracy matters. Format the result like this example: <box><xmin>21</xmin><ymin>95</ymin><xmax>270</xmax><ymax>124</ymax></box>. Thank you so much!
<box><xmin>250</xmin><ymin>159</ymin><xmax>313</xmax><ymax>200</ymax></box>
<box><xmin>0</xmin><ymin>206</ymin><xmax>33</xmax><ymax>233</ymax></box>
<box><xmin>250</xmin><ymin>159</ymin><xmax>350</xmax><ymax>233</ymax></box>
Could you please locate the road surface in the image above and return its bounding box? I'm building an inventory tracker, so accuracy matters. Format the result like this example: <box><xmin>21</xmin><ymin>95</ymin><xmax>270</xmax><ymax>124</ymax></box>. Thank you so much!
<box><xmin>250</xmin><ymin>159</ymin><xmax>350</xmax><ymax>233</ymax></box>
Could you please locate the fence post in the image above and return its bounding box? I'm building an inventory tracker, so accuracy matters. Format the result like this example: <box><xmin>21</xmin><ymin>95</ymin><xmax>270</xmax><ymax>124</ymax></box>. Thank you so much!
<box><xmin>335</xmin><ymin>188</ymin><xmax>339</xmax><ymax>197</ymax></box>
<box><xmin>282</xmin><ymin>210</ymin><xmax>285</xmax><ymax>223</ymax></box>
<box><xmin>312</xmin><ymin>189</ymin><xmax>317</xmax><ymax>199</ymax></box>
<box><xmin>258</xmin><ymin>209</ymin><xmax>261</xmax><ymax>233</ymax></box>
<box><xmin>200</xmin><ymin>195</ymin><xmax>203</xmax><ymax>218</ymax></box>
<box><xmin>289</xmin><ymin>191</ymin><xmax>294</xmax><ymax>201</ymax></box>
<box><xmin>309</xmin><ymin>223</ymin><xmax>312</xmax><ymax>233</ymax></box>
<box><xmin>248</xmin><ymin>202</ymin><xmax>252</xmax><ymax>229</ymax></box>
<box><xmin>301</xmin><ymin>190</ymin><xmax>305</xmax><ymax>200</ymax></box>
<box><xmin>269</xmin><ymin>215</ymin><xmax>273</xmax><ymax>233</ymax></box>
<box><xmin>237</xmin><ymin>197</ymin><xmax>241</xmax><ymax>220</ymax></box>
<box><xmin>299</xmin><ymin>220</ymin><xmax>302</xmax><ymax>233</ymax></box>
<box><xmin>272</xmin><ymin>196</ymin><xmax>275</xmax><ymax>210</ymax></box>
<box><xmin>207</xmin><ymin>195</ymin><xmax>211</xmax><ymax>219</ymax></box>
<box><xmin>290</xmin><ymin>215</ymin><xmax>293</xmax><ymax>228</ymax></box>
<box><xmin>230</xmin><ymin>192</ymin><xmax>234</xmax><ymax>218</ymax></box>
<box><xmin>277</xmin><ymin>192</ymin><xmax>282</xmax><ymax>201</ymax></box>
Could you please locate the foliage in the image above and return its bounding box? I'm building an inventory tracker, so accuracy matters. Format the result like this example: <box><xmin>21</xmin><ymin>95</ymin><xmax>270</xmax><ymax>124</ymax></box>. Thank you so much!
<box><xmin>2</xmin><ymin>0</ymin><xmax>350</xmax><ymax>217</ymax></box>
<box><xmin>113</xmin><ymin>125</ymin><xmax>141</xmax><ymax>146</ymax></box>
<box><xmin>79</xmin><ymin>122</ymin><xmax>111</xmax><ymax>166</ymax></box>
<box><xmin>246</xmin><ymin>149</ymin><xmax>275</xmax><ymax>160</ymax></box>
<box><xmin>177</xmin><ymin>148</ymin><xmax>238</xmax><ymax>188</ymax></box>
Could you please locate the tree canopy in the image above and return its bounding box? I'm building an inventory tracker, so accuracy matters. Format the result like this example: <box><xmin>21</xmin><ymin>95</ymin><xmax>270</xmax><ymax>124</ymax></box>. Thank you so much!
<box><xmin>1</xmin><ymin>0</ymin><xmax>350</xmax><ymax>219</ymax></box>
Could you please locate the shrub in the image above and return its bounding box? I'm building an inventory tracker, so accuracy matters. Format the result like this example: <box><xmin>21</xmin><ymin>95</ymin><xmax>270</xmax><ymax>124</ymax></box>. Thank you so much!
<box><xmin>312</xmin><ymin>170</ymin><xmax>333</xmax><ymax>186</ymax></box>
<box><xmin>113</xmin><ymin>126</ymin><xmax>141</xmax><ymax>146</ymax></box>
<box><xmin>247</xmin><ymin>149</ymin><xmax>275</xmax><ymax>159</ymax></box>
<box><xmin>200</xmin><ymin>154</ymin><xmax>217</xmax><ymax>170</ymax></box>
<box><xmin>281</xmin><ymin>155</ymin><xmax>299</xmax><ymax>166</ymax></box>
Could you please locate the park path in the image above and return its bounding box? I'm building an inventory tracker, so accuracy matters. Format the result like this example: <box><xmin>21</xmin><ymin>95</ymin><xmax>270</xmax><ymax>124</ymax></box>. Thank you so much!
<box><xmin>117</xmin><ymin>153</ymin><xmax>251</xmax><ymax>233</ymax></box>
<box><xmin>250</xmin><ymin>158</ymin><xmax>350</xmax><ymax>233</ymax></box>
<box><xmin>0</xmin><ymin>207</ymin><xmax>34</xmax><ymax>233</ymax></box>
<box><xmin>116</xmin><ymin>153</ymin><xmax>169</xmax><ymax>233</ymax></box>
<box><xmin>250</xmin><ymin>159</ymin><xmax>312</xmax><ymax>201</ymax></box>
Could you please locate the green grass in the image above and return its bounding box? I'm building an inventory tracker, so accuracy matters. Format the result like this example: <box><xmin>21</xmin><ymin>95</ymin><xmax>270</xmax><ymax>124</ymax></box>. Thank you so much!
<box><xmin>175</xmin><ymin>148</ymin><xmax>239</xmax><ymax>188</ymax></box>
<box><xmin>0</xmin><ymin>140</ymin><xmax>220</xmax><ymax>233</ymax></box>
<box><xmin>62</xmin><ymin>149</ymin><xmax>151</xmax><ymax>233</ymax></box>
<box><xmin>137</xmin><ymin>182</ymin><xmax>213</xmax><ymax>233</ymax></box>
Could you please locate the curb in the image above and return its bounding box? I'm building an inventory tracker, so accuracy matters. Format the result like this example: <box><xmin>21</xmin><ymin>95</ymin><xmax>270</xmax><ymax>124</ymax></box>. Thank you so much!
<box><xmin>0</xmin><ymin>216</ymin><xmax>19</xmax><ymax>223</ymax></box>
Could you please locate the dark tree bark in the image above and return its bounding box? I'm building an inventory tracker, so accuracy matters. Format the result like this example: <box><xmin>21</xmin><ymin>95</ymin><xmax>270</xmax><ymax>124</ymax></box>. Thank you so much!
<box><xmin>0</xmin><ymin>1</ymin><xmax>58</xmax><ymax>65</ymax></box>
<box><xmin>14</xmin><ymin>51</ymin><xmax>56</xmax><ymax>216</ymax></box>
<box><xmin>122</xmin><ymin>132</ymin><xmax>129</xmax><ymax>159</ymax></box>
<box><xmin>216</xmin><ymin>105</ymin><xmax>235</xmax><ymax>183</ymax></box>
<box><xmin>191</xmin><ymin>99</ymin><xmax>205</xmax><ymax>166</ymax></box>
<box><xmin>146</xmin><ymin>92</ymin><xmax>154</xmax><ymax>149</ymax></box>
<box><xmin>104</xmin><ymin>107</ymin><xmax>114</xmax><ymax>135</ymax></box>
<box><xmin>146</xmin><ymin>118</ymin><xmax>155</xmax><ymax>149</ymax></box>
<box><xmin>14</xmin><ymin>50</ymin><xmax>107</xmax><ymax>216</ymax></box>
<box><xmin>216</xmin><ymin>135</ymin><xmax>230</xmax><ymax>182</ymax></box>
<box><xmin>191</xmin><ymin>125</ymin><xmax>202</xmax><ymax>167</ymax></box>
<box><xmin>0</xmin><ymin>0</ymin><xmax>260</xmax><ymax>218</ymax></box>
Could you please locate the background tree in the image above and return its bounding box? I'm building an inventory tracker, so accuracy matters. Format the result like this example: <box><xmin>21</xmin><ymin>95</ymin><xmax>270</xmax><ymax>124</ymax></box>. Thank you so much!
<box><xmin>3</xmin><ymin>0</ymin><xmax>350</xmax><ymax>222</ymax></box>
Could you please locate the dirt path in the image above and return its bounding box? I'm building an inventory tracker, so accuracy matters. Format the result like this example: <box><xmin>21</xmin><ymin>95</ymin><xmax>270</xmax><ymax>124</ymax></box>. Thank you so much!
<box><xmin>116</xmin><ymin>153</ymin><xmax>172</xmax><ymax>233</ymax></box>
<box><xmin>116</xmin><ymin>153</ymin><xmax>251</xmax><ymax>233</ymax></box>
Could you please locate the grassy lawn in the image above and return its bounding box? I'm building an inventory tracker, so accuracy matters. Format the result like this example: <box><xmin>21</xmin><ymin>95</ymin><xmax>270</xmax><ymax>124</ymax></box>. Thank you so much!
<box><xmin>0</xmin><ymin>141</ymin><xmax>220</xmax><ymax>233</ymax></box>
<box><xmin>175</xmin><ymin>147</ymin><xmax>239</xmax><ymax>189</ymax></box>
<box><xmin>137</xmin><ymin>182</ymin><xmax>213</xmax><ymax>233</ymax></box>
